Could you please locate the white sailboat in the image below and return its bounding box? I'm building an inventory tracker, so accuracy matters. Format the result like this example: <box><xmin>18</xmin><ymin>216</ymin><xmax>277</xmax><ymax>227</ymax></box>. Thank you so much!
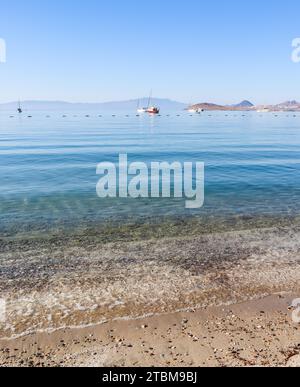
<box><xmin>137</xmin><ymin>99</ymin><xmax>147</xmax><ymax>113</ymax></box>
<box><xmin>188</xmin><ymin>107</ymin><xmax>203</xmax><ymax>114</ymax></box>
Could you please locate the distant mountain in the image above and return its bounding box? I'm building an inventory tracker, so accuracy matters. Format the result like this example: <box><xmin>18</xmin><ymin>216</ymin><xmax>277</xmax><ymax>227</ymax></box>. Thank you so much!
<box><xmin>100</xmin><ymin>98</ymin><xmax>187</xmax><ymax>111</ymax></box>
<box><xmin>275</xmin><ymin>100</ymin><xmax>300</xmax><ymax>109</ymax></box>
<box><xmin>189</xmin><ymin>103</ymin><xmax>229</xmax><ymax>111</ymax></box>
<box><xmin>0</xmin><ymin>98</ymin><xmax>187</xmax><ymax>112</ymax></box>
<box><xmin>3</xmin><ymin>98</ymin><xmax>300</xmax><ymax>113</ymax></box>
<box><xmin>189</xmin><ymin>101</ymin><xmax>255</xmax><ymax>111</ymax></box>
<box><xmin>278</xmin><ymin>100</ymin><xmax>299</xmax><ymax>106</ymax></box>
<box><xmin>254</xmin><ymin>100</ymin><xmax>300</xmax><ymax>112</ymax></box>
<box><xmin>189</xmin><ymin>99</ymin><xmax>300</xmax><ymax>112</ymax></box>
<box><xmin>232</xmin><ymin>100</ymin><xmax>254</xmax><ymax>108</ymax></box>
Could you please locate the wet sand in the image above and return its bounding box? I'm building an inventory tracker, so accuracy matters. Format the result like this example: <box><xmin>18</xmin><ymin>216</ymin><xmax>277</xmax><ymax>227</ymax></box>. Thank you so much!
<box><xmin>0</xmin><ymin>220</ymin><xmax>300</xmax><ymax>366</ymax></box>
<box><xmin>0</xmin><ymin>294</ymin><xmax>299</xmax><ymax>367</ymax></box>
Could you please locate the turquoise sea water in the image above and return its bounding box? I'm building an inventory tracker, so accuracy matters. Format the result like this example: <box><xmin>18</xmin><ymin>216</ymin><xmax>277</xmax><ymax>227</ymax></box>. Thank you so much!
<box><xmin>1</xmin><ymin>110</ymin><xmax>300</xmax><ymax>236</ymax></box>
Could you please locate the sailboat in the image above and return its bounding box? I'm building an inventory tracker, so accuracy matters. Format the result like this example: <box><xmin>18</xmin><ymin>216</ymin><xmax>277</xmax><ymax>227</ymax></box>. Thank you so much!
<box><xmin>17</xmin><ymin>100</ymin><xmax>22</xmax><ymax>114</ymax></box>
<box><xmin>147</xmin><ymin>106</ymin><xmax>160</xmax><ymax>114</ymax></box>
<box><xmin>146</xmin><ymin>91</ymin><xmax>160</xmax><ymax>115</ymax></box>
<box><xmin>137</xmin><ymin>99</ymin><xmax>147</xmax><ymax>114</ymax></box>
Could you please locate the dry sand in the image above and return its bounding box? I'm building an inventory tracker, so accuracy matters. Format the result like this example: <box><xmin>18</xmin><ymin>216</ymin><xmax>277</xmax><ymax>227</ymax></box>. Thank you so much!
<box><xmin>0</xmin><ymin>294</ymin><xmax>299</xmax><ymax>367</ymax></box>
<box><xmin>1</xmin><ymin>222</ymin><xmax>300</xmax><ymax>367</ymax></box>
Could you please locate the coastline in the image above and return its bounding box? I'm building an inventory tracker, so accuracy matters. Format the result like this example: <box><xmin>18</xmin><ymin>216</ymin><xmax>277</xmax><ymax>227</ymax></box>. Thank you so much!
<box><xmin>1</xmin><ymin>294</ymin><xmax>299</xmax><ymax>367</ymax></box>
<box><xmin>2</xmin><ymin>0</ymin><xmax>300</xmax><ymax>370</ymax></box>
<box><xmin>0</xmin><ymin>217</ymin><xmax>300</xmax><ymax>367</ymax></box>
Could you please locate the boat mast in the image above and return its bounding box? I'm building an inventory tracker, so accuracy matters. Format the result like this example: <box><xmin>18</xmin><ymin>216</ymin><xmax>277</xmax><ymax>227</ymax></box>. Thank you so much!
<box><xmin>147</xmin><ymin>90</ymin><xmax>152</xmax><ymax>108</ymax></box>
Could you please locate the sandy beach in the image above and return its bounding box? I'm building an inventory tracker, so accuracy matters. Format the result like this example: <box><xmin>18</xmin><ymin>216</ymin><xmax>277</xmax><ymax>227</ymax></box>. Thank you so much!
<box><xmin>2</xmin><ymin>0</ymin><xmax>300</xmax><ymax>369</ymax></box>
<box><xmin>0</xmin><ymin>294</ymin><xmax>299</xmax><ymax>367</ymax></box>
<box><xmin>0</xmin><ymin>220</ymin><xmax>300</xmax><ymax>367</ymax></box>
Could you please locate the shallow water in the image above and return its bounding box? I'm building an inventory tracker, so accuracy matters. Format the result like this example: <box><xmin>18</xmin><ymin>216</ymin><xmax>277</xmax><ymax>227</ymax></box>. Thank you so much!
<box><xmin>1</xmin><ymin>110</ymin><xmax>300</xmax><ymax>337</ymax></box>
<box><xmin>1</xmin><ymin>224</ymin><xmax>300</xmax><ymax>338</ymax></box>
<box><xmin>0</xmin><ymin>110</ymin><xmax>300</xmax><ymax>236</ymax></box>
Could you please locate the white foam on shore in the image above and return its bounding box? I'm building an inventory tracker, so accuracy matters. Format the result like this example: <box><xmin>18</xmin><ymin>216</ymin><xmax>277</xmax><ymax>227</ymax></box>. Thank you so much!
<box><xmin>1</xmin><ymin>226</ymin><xmax>300</xmax><ymax>340</ymax></box>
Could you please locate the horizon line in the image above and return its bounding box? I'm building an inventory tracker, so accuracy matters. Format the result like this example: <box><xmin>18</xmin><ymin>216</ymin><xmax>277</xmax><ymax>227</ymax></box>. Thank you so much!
<box><xmin>1</xmin><ymin>98</ymin><xmax>300</xmax><ymax>106</ymax></box>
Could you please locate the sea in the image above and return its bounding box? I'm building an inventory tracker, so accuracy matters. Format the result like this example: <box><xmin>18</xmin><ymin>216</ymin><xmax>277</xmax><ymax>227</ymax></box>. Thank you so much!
<box><xmin>1</xmin><ymin>110</ymin><xmax>300</xmax><ymax>236</ymax></box>
<box><xmin>1</xmin><ymin>109</ymin><xmax>300</xmax><ymax>338</ymax></box>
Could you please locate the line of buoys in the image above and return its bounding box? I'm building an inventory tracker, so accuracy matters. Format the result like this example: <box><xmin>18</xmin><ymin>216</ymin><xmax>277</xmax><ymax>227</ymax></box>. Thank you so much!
<box><xmin>4</xmin><ymin>113</ymin><xmax>300</xmax><ymax>119</ymax></box>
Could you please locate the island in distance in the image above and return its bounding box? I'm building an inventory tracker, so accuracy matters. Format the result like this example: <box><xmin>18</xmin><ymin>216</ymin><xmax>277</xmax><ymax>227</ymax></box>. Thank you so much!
<box><xmin>188</xmin><ymin>100</ymin><xmax>300</xmax><ymax>112</ymax></box>
<box><xmin>1</xmin><ymin>99</ymin><xmax>300</xmax><ymax>113</ymax></box>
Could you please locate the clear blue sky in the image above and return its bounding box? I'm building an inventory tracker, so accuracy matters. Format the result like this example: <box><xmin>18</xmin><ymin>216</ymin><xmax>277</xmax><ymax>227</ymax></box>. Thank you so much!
<box><xmin>0</xmin><ymin>0</ymin><xmax>299</xmax><ymax>104</ymax></box>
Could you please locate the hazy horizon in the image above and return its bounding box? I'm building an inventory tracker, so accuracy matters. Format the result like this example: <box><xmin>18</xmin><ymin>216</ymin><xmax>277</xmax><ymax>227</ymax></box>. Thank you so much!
<box><xmin>0</xmin><ymin>96</ymin><xmax>298</xmax><ymax>107</ymax></box>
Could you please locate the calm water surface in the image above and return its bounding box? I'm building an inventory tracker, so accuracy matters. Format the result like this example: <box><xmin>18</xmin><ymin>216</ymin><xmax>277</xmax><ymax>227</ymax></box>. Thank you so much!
<box><xmin>2</xmin><ymin>110</ymin><xmax>300</xmax><ymax>338</ymax></box>
<box><xmin>1</xmin><ymin>110</ymin><xmax>300</xmax><ymax>235</ymax></box>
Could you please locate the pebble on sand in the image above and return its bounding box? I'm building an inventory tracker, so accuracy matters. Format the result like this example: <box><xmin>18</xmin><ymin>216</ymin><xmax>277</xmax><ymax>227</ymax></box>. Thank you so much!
<box><xmin>287</xmin><ymin>354</ymin><xmax>300</xmax><ymax>367</ymax></box>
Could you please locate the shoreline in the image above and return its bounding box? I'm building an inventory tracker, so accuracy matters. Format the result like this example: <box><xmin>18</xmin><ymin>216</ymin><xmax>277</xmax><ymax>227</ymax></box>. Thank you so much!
<box><xmin>1</xmin><ymin>212</ymin><xmax>300</xmax><ymax>241</ymax></box>
<box><xmin>1</xmin><ymin>220</ymin><xmax>300</xmax><ymax>366</ymax></box>
<box><xmin>1</xmin><ymin>224</ymin><xmax>300</xmax><ymax>334</ymax></box>
<box><xmin>1</xmin><ymin>294</ymin><xmax>299</xmax><ymax>367</ymax></box>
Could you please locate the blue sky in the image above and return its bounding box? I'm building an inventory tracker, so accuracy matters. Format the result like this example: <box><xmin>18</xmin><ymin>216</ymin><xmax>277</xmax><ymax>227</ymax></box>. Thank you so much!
<box><xmin>0</xmin><ymin>0</ymin><xmax>299</xmax><ymax>104</ymax></box>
